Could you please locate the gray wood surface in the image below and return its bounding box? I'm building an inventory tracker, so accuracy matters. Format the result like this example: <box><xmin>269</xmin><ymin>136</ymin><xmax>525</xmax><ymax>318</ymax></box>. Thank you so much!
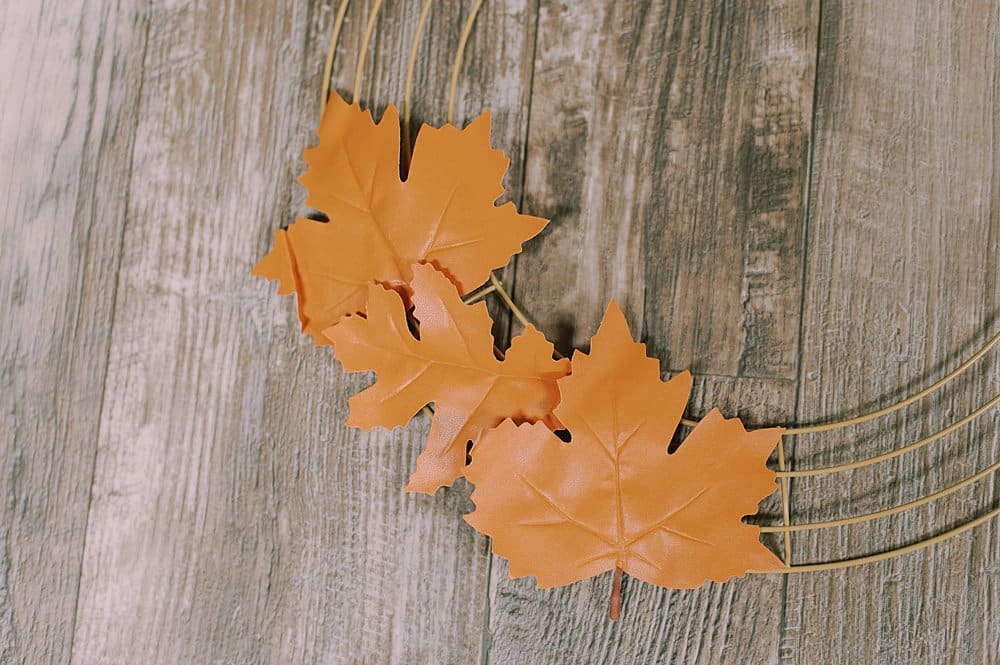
<box><xmin>1</xmin><ymin>2</ymin><xmax>149</xmax><ymax>663</ymax></box>
<box><xmin>785</xmin><ymin>3</ymin><xmax>1000</xmax><ymax>662</ymax></box>
<box><xmin>0</xmin><ymin>1</ymin><xmax>997</xmax><ymax>663</ymax></box>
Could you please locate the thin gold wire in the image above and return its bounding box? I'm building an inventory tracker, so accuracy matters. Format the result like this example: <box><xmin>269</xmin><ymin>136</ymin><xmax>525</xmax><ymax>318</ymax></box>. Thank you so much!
<box><xmin>447</xmin><ymin>0</ymin><xmax>486</xmax><ymax>125</ymax></box>
<box><xmin>352</xmin><ymin>0</ymin><xmax>385</xmax><ymax>103</ymax></box>
<box><xmin>775</xmin><ymin>438</ymin><xmax>793</xmax><ymax>564</ymax></box>
<box><xmin>321</xmin><ymin>0</ymin><xmax>1000</xmax><ymax>571</ymax></box>
<box><xmin>771</xmin><ymin>505</ymin><xmax>1000</xmax><ymax>573</ymax></box>
<box><xmin>760</xmin><ymin>328</ymin><xmax>1000</xmax><ymax>435</ymax></box>
<box><xmin>320</xmin><ymin>0</ymin><xmax>353</xmax><ymax>114</ymax></box>
<box><xmin>489</xmin><ymin>273</ymin><xmax>536</xmax><ymax>331</ymax></box>
<box><xmin>462</xmin><ymin>282</ymin><xmax>497</xmax><ymax>304</ymax></box>
<box><xmin>762</xmin><ymin>455</ymin><xmax>1000</xmax><ymax>533</ymax></box>
<box><xmin>403</xmin><ymin>0</ymin><xmax>435</xmax><ymax>163</ymax></box>
<box><xmin>777</xmin><ymin>392</ymin><xmax>1000</xmax><ymax>478</ymax></box>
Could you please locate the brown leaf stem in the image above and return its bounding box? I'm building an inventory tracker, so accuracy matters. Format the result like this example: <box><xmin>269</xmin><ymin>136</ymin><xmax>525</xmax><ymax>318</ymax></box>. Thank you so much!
<box><xmin>609</xmin><ymin>566</ymin><xmax>623</xmax><ymax>621</ymax></box>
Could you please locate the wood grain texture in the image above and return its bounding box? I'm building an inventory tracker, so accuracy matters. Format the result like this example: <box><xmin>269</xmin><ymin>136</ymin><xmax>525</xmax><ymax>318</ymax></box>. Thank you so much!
<box><xmin>0</xmin><ymin>2</ymin><xmax>149</xmax><ymax>662</ymax></box>
<box><xmin>67</xmin><ymin>3</ymin><xmax>323</xmax><ymax>661</ymax></box>
<box><xmin>3</xmin><ymin>0</ymin><xmax>999</xmax><ymax>663</ymax></box>
<box><xmin>783</xmin><ymin>2</ymin><xmax>1000</xmax><ymax>663</ymax></box>
<box><xmin>61</xmin><ymin>0</ymin><xmax>536</xmax><ymax>663</ymax></box>
<box><xmin>513</xmin><ymin>1</ymin><xmax>817</xmax><ymax>377</ymax></box>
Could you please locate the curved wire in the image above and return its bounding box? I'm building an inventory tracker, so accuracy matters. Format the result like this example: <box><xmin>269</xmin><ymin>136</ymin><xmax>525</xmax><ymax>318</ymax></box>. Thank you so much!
<box><xmin>402</xmin><ymin>0</ymin><xmax>435</xmax><ymax>164</ymax></box>
<box><xmin>774</xmin><ymin>437</ymin><xmax>793</xmax><ymax>563</ymax></box>
<box><xmin>489</xmin><ymin>273</ymin><xmax>536</xmax><ymax>331</ymax></box>
<box><xmin>320</xmin><ymin>0</ymin><xmax>353</xmax><ymax>114</ymax></box>
<box><xmin>762</xmin><ymin>455</ymin><xmax>1000</xmax><ymax>533</ymax></box>
<box><xmin>351</xmin><ymin>0</ymin><xmax>385</xmax><ymax>103</ymax></box>
<box><xmin>719</xmin><ymin>327</ymin><xmax>1000</xmax><ymax>435</ymax></box>
<box><xmin>777</xmin><ymin>392</ymin><xmax>1000</xmax><ymax>478</ymax></box>
<box><xmin>767</xmin><ymin>504</ymin><xmax>1000</xmax><ymax>572</ymax></box>
<box><xmin>447</xmin><ymin>0</ymin><xmax>486</xmax><ymax>124</ymax></box>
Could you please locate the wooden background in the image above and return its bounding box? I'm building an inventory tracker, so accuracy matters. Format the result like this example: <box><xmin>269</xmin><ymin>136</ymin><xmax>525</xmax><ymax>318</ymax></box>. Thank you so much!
<box><xmin>2</xmin><ymin>0</ymin><xmax>998</xmax><ymax>662</ymax></box>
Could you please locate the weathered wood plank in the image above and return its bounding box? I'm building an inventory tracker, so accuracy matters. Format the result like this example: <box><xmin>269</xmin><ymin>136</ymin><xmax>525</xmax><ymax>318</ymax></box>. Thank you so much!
<box><xmin>783</xmin><ymin>2</ymin><xmax>1000</xmax><ymax>663</ymax></box>
<box><xmin>67</xmin><ymin>0</ymin><xmax>537</xmax><ymax>662</ymax></box>
<box><xmin>0</xmin><ymin>2</ymin><xmax>148</xmax><ymax>663</ymax></box>
<box><xmin>513</xmin><ymin>1</ymin><xmax>817</xmax><ymax>376</ymax></box>
<box><xmin>485</xmin><ymin>1</ymin><xmax>818</xmax><ymax>662</ymax></box>
<box><xmin>68</xmin><ymin>2</ymin><xmax>322</xmax><ymax>659</ymax></box>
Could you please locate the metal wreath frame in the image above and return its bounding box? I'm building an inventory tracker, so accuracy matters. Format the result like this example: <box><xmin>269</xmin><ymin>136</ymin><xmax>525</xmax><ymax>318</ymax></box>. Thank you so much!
<box><xmin>315</xmin><ymin>0</ymin><xmax>1000</xmax><ymax>574</ymax></box>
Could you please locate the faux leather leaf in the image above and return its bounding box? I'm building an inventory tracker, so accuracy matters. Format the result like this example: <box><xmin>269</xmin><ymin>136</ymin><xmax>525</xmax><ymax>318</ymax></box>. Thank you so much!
<box><xmin>465</xmin><ymin>301</ymin><xmax>784</xmax><ymax>589</ymax></box>
<box><xmin>325</xmin><ymin>263</ymin><xmax>570</xmax><ymax>494</ymax></box>
<box><xmin>254</xmin><ymin>91</ymin><xmax>548</xmax><ymax>344</ymax></box>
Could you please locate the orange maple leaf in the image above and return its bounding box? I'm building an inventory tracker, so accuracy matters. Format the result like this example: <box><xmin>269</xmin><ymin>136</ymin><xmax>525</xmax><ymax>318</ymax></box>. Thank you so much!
<box><xmin>465</xmin><ymin>301</ymin><xmax>784</xmax><ymax>597</ymax></box>
<box><xmin>253</xmin><ymin>92</ymin><xmax>548</xmax><ymax>344</ymax></box>
<box><xmin>325</xmin><ymin>263</ymin><xmax>570</xmax><ymax>494</ymax></box>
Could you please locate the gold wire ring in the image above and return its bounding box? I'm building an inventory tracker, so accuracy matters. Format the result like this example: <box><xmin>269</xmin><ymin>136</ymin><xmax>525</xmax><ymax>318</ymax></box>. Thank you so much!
<box><xmin>402</xmin><ymin>0</ymin><xmax>435</xmax><ymax>163</ymax></box>
<box><xmin>319</xmin><ymin>0</ymin><xmax>999</xmax><ymax>572</ymax></box>
<box><xmin>320</xmin><ymin>0</ymin><xmax>353</xmax><ymax>114</ymax></box>
<box><xmin>778</xmin><ymin>392</ymin><xmax>1000</xmax><ymax>478</ymax></box>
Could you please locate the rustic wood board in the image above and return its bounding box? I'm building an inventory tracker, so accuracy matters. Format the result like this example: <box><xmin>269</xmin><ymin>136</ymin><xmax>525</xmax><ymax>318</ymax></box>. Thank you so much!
<box><xmin>0</xmin><ymin>2</ymin><xmax>149</xmax><ymax>662</ymax></box>
<box><xmin>59</xmin><ymin>0</ymin><xmax>535</xmax><ymax>663</ymax></box>
<box><xmin>783</xmin><ymin>2</ymin><xmax>1000</xmax><ymax>663</ymax></box>
<box><xmin>1</xmin><ymin>0</ymin><xmax>998</xmax><ymax>663</ymax></box>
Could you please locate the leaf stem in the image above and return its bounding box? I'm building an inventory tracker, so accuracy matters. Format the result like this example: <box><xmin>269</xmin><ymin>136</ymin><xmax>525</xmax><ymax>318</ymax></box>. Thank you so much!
<box><xmin>609</xmin><ymin>566</ymin><xmax>623</xmax><ymax>621</ymax></box>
